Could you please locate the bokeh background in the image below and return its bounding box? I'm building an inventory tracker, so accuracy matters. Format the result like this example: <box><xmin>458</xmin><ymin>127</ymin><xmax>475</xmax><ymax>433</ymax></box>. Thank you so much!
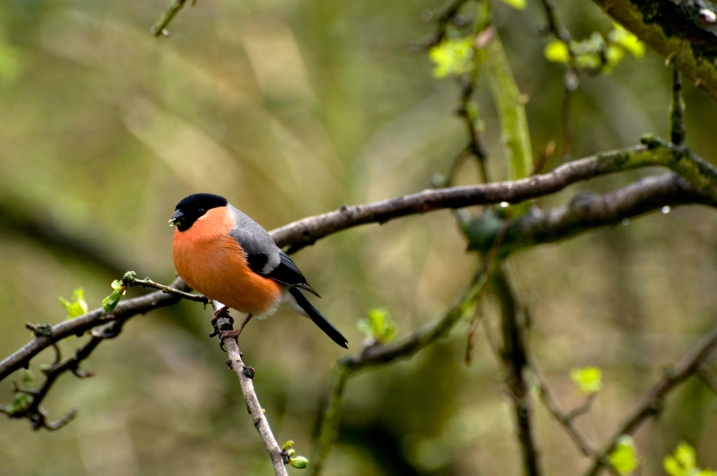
<box><xmin>1</xmin><ymin>0</ymin><xmax>717</xmax><ymax>474</ymax></box>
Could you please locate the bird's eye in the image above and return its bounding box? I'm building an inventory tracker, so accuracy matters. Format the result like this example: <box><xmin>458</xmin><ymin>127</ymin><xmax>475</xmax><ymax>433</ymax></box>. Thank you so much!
<box><xmin>198</xmin><ymin>208</ymin><xmax>205</xmax><ymax>214</ymax></box>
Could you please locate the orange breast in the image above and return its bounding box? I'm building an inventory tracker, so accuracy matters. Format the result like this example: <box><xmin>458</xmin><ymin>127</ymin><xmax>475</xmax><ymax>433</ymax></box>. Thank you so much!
<box><xmin>172</xmin><ymin>207</ymin><xmax>282</xmax><ymax>316</ymax></box>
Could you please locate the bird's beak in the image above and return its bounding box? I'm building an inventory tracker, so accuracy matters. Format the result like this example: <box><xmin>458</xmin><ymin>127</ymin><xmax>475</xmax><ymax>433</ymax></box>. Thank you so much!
<box><xmin>169</xmin><ymin>210</ymin><xmax>185</xmax><ymax>227</ymax></box>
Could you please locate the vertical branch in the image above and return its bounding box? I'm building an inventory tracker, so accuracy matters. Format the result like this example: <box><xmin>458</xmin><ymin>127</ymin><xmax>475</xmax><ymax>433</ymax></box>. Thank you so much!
<box><xmin>217</xmin><ymin>317</ymin><xmax>288</xmax><ymax>476</ymax></box>
<box><xmin>493</xmin><ymin>266</ymin><xmax>542</xmax><ymax>476</ymax></box>
<box><xmin>560</xmin><ymin>71</ymin><xmax>579</xmax><ymax>160</ymax></box>
<box><xmin>670</xmin><ymin>68</ymin><xmax>686</xmax><ymax>147</ymax></box>
<box><xmin>309</xmin><ymin>362</ymin><xmax>352</xmax><ymax>476</ymax></box>
<box><xmin>485</xmin><ymin>37</ymin><xmax>533</xmax><ymax>183</ymax></box>
<box><xmin>539</xmin><ymin>0</ymin><xmax>578</xmax><ymax>161</ymax></box>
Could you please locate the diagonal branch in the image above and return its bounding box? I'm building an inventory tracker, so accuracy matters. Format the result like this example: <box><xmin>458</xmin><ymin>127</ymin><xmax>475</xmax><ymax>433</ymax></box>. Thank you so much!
<box><xmin>273</xmin><ymin>141</ymin><xmax>717</xmax><ymax>252</ymax></box>
<box><xmin>590</xmin><ymin>0</ymin><xmax>717</xmax><ymax>101</ymax></box>
<box><xmin>585</xmin><ymin>323</ymin><xmax>717</xmax><ymax>476</ymax></box>
<box><xmin>531</xmin><ymin>362</ymin><xmax>617</xmax><ymax>474</ymax></box>
<box><xmin>0</xmin><ymin>278</ymin><xmax>188</xmax><ymax>382</ymax></box>
<box><xmin>217</xmin><ymin>315</ymin><xmax>288</xmax><ymax>476</ymax></box>
<box><xmin>151</xmin><ymin>0</ymin><xmax>195</xmax><ymax>37</ymax></box>
<box><xmin>309</xmin><ymin>265</ymin><xmax>491</xmax><ymax>475</ymax></box>
<box><xmin>463</xmin><ymin>172</ymin><xmax>717</xmax><ymax>256</ymax></box>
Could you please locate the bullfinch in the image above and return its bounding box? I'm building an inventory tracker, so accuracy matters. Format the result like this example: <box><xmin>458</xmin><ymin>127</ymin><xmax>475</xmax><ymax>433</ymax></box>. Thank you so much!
<box><xmin>169</xmin><ymin>193</ymin><xmax>348</xmax><ymax>348</ymax></box>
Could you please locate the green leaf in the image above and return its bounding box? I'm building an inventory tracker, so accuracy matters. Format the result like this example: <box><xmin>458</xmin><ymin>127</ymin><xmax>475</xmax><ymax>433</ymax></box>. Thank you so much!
<box><xmin>428</xmin><ymin>38</ymin><xmax>474</xmax><ymax>78</ymax></box>
<box><xmin>544</xmin><ymin>40</ymin><xmax>570</xmax><ymax>63</ymax></box>
<box><xmin>499</xmin><ymin>0</ymin><xmax>526</xmax><ymax>9</ymax></box>
<box><xmin>59</xmin><ymin>288</ymin><xmax>88</xmax><ymax>319</ymax></box>
<box><xmin>5</xmin><ymin>391</ymin><xmax>33</xmax><ymax>415</ymax></box>
<box><xmin>357</xmin><ymin>308</ymin><xmax>397</xmax><ymax>343</ymax></box>
<box><xmin>609</xmin><ymin>24</ymin><xmax>645</xmax><ymax>58</ymax></box>
<box><xmin>664</xmin><ymin>442</ymin><xmax>715</xmax><ymax>476</ymax></box>
<box><xmin>570</xmin><ymin>367</ymin><xmax>602</xmax><ymax>394</ymax></box>
<box><xmin>21</xmin><ymin>369</ymin><xmax>34</xmax><ymax>389</ymax></box>
<box><xmin>674</xmin><ymin>442</ymin><xmax>696</xmax><ymax>470</ymax></box>
<box><xmin>608</xmin><ymin>435</ymin><xmax>639</xmax><ymax>475</ymax></box>
<box><xmin>289</xmin><ymin>456</ymin><xmax>310</xmax><ymax>469</ymax></box>
<box><xmin>663</xmin><ymin>456</ymin><xmax>683</xmax><ymax>476</ymax></box>
<box><xmin>102</xmin><ymin>280</ymin><xmax>126</xmax><ymax>313</ymax></box>
<box><xmin>606</xmin><ymin>45</ymin><xmax>625</xmax><ymax>67</ymax></box>
<box><xmin>282</xmin><ymin>440</ymin><xmax>295</xmax><ymax>451</ymax></box>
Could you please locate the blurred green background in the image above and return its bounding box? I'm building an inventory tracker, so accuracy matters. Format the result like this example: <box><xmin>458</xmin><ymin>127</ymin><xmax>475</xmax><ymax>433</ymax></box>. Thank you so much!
<box><xmin>1</xmin><ymin>0</ymin><xmax>716</xmax><ymax>474</ymax></box>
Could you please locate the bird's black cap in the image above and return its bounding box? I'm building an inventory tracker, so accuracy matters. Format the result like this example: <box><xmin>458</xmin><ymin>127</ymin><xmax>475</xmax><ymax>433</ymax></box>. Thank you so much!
<box><xmin>171</xmin><ymin>193</ymin><xmax>228</xmax><ymax>231</ymax></box>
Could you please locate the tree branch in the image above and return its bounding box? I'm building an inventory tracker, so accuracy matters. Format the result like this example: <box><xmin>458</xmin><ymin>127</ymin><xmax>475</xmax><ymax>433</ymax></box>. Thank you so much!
<box><xmin>309</xmin><ymin>265</ymin><xmax>490</xmax><ymax>475</ymax></box>
<box><xmin>274</xmin><ymin>140</ymin><xmax>716</xmax><ymax>253</ymax></box>
<box><xmin>590</xmin><ymin>0</ymin><xmax>717</xmax><ymax>101</ymax></box>
<box><xmin>151</xmin><ymin>0</ymin><xmax>195</xmax><ymax>37</ymax></box>
<box><xmin>217</xmin><ymin>315</ymin><xmax>288</xmax><ymax>476</ymax></box>
<box><xmin>697</xmin><ymin>364</ymin><xmax>717</xmax><ymax>394</ymax></box>
<box><xmin>3</xmin><ymin>141</ymin><xmax>715</xmax><ymax>384</ymax></box>
<box><xmin>0</xmin><ymin>278</ymin><xmax>188</xmax><ymax>382</ymax></box>
<box><xmin>585</xmin><ymin>323</ymin><xmax>717</xmax><ymax>476</ymax></box>
<box><xmin>531</xmin><ymin>362</ymin><xmax>617</xmax><ymax>474</ymax></box>
<box><xmin>492</xmin><ymin>266</ymin><xmax>541</xmax><ymax>476</ymax></box>
<box><xmin>463</xmin><ymin>172</ymin><xmax>717</xmax><ymax>256</ymax></box>
<box><xmin>123</xmin><ymin>273</ymin><xmax>208</xmax><ymax>304</ymax></box>
<box><xmin>2</xmin><ymin>321</ymin><xmax>126</xmax><ymax>430</ymax></box>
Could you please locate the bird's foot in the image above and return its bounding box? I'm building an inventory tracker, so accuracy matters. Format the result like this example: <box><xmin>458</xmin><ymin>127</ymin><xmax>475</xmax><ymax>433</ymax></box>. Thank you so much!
<box><xmin>210</xmin><ymin>306</ymin><xmax>233</xmax><ymax>337</ymax></box>
<box><xmin>216</xmin><ymin>314</ymin><xmax>253</xmax><ymax>351</ymax></box>
<box><xmin>218</xmin><ymin>328</ymin><xmax>242</xmax><ymax>341</ymax></box>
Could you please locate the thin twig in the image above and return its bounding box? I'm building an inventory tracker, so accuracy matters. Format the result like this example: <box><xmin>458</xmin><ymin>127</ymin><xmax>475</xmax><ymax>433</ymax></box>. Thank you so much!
<box><xmin>308</xmin><ymin>363</ymin><xmax>351</xmax><ymax>476</ymax></box>
<box><xmin>585</xmin><ymin>324</ymin><xmax>717</xmax><ymax>476</ymax></box>
<box><xmin>151</xmin><ymin>0</ymin><xmax>195</xmax><ymax>37</ymax></box>
<box><xmin>530</xmin><ymin>362</ymin><xmax>618</xmax><ymax>474</ymax></box>
<box><xmin>310</xmin><ymin>265</ymin><xmax>491</xmax><ymax>475</ymax></box>
<box><xmin>217</xmin><ymin>315</ymin><xmax>288</xmax><ymax>476</ymax></box>
<box><xmin>0</xmin><ymin>278</ymin><xmax>188</xmax><ymax>382</ymax></box>
<box><xmin>670</xmin><ymin>67</ymin><xmax>687</xmax><ymax>147</ymax></box>
<box><xmin>411</xmin><ymin>0</ymin><xmax>473</xmax><ymax>50</ymax></box>
<box><xmin>560</xmin><ymin>71</ymin><xmax>579</xmax><ymax>160</ymax></box>
<box><xmin>539</xmin><ymin>0</ymin><xmax>571</xmax><ymax>43</ymax></box>
<box><xmin>124</xmin><ymin>275</ymin><xmax>208</xmax><ymax>304</ymax></box>
<box><xmin>3</xmin><ymin>322</ymin><xmax>121</xmax><ymax>430</ymax></box>
<box><xmin>697</xmin><ymin>365</ymin><xmax>717</xmax><ymax>394</ymax></box>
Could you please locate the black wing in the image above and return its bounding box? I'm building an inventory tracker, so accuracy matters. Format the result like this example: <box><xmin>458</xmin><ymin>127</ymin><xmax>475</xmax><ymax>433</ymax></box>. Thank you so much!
<box><xmin>228</xmin><ymin>211</ymin><xmax>322</xmax><ymax>297</ymax></box>
<box><xmin>230</xmin><ymin>228</ymin><xmax>320</xmax><ymax>297</ymax></box>
<box><xmin>251</xmin><ymin>251</ymin><xmax>321</xmax><ymax>298</ymax></box>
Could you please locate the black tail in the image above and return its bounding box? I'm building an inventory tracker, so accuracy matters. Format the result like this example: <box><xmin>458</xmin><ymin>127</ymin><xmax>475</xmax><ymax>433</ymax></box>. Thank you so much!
<box><xmin>289</xmin><ymin>287</ymin><xmax>348</xmax><ymax>349</ymax></box>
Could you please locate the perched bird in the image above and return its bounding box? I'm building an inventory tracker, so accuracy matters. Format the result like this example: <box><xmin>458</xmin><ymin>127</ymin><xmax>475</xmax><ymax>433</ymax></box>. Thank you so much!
<box><xmin>169</xmin><ymin>193</ymin><xmax>348</xmax><ymax>348</ymax></box>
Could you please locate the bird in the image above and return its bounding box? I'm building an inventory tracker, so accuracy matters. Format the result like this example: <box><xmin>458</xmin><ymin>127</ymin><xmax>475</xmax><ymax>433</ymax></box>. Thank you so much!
<box><xmin>169</xmin><ymin>193</ymin><xmax>348</xmax><ymax>349</ymax></box>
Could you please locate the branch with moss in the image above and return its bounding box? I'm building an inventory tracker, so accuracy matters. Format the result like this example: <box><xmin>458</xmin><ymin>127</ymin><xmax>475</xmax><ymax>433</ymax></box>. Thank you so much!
<box><xmin>462</xmin><ymin>172</ymin><xmax>716</xmax><ymax>256</ymax></box>
<box><xmin>590</xmin><ymin>0</ymin><xmax>717</xmax><ymax>101</ymax></box>
<box><xmin>585</xmin><ymin>323</ymin><xmax>717</xmax><ymax>476</ymax></box>
<box><xmin>275</xmin><ymin>140</ymin><xmax>717</xmax><ymax>253</ymax></box>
